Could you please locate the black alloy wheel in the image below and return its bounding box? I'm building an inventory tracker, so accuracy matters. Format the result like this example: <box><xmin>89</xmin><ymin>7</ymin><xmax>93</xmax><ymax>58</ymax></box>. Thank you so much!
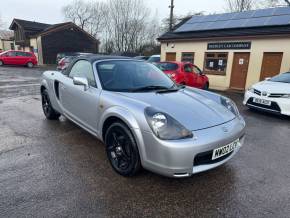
<box><xmin>105</xmin><ymin>122</ymin><xmax>141</xmax><ymax>176</ymax></box>
<box><xmin>41</xmin><ymin>89</ymin><xmax>61</xmax><ymax>120</ymax></box>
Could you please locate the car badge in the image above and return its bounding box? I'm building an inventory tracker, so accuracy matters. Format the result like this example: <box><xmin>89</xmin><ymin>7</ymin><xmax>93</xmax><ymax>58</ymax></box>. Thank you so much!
<box><xmin>222</xmin><ymin>127</ymin><xmax>229</xmax><ymax>133</ymax></box>
<box><xmin>262</xmin><ymin>91</ymin><xmax>268</xmax><ymax>96</ymax></box>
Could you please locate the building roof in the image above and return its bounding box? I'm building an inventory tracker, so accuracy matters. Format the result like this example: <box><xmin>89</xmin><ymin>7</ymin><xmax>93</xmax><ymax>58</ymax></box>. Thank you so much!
<box><xmin>159</xmin><ymin>7</ymin><xmax>290</xmax><ymax>41</ymax></box>
<box><xmin>0</xmin><ymin>30</ymin><xmax>14</xmax><ymax>40</ymax></box>
<box><xmin>9</xmin><ymin>19</ymin><xmax>51</xmax><ymax>31</ymax></box>
<box><xmin>9</xmin><ymin>19</ymin><xmax>98</xmax><ymax>42</ymax></box>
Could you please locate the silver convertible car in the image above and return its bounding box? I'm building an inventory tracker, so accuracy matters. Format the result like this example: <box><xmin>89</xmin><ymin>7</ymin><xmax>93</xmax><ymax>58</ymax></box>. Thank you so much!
<box><xmin>41</xmin><ymin>55</ymin><xmax>246</xmax><ymax>178</ymax></box>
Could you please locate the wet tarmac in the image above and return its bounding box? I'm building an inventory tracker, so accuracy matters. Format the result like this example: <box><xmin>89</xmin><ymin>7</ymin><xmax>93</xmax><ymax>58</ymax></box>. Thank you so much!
<box><xmin>0</xmin><ymin>66</ymin><xmax>290</xmax><ymax>217</ymax></box>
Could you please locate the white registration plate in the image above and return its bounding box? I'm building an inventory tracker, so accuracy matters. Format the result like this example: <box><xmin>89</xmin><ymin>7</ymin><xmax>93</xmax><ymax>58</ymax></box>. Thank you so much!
<box><xmin>253</xmin><ymin>98</ymin><xmax>271</xmax><ymax>106</ymax></box>
<box><xmin>212</xmin><ymin>139</ymin><xmax>240</xmax><ymax>160</ymax></box>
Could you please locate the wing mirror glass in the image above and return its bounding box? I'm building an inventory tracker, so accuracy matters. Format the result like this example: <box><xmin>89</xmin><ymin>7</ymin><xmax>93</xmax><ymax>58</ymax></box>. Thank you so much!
<box><xmin>73</xmin><ymin>77</ymin><xmax>89</xmax><ymax>91</ymax></box>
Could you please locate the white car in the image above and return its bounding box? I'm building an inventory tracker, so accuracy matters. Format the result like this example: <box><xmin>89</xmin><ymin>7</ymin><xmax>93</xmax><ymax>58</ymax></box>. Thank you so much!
<box><xmin>243</xmin><ymin>72</ymin><xmax>290</xmax><ymax>116</ymax></box>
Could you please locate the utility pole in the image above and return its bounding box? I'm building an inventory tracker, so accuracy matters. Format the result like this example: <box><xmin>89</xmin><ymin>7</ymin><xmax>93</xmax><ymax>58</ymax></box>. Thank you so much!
<box><xmin>169</xmin><ymin>0</ymin><xmax>174</xmax><ymax>31</ymax></box>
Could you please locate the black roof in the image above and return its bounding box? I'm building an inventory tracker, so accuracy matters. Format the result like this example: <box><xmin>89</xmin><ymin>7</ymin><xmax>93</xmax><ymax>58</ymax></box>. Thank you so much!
<box><xmin>159</xmin><ymin>7</ymin><xmax>290</xmax><ymax>41</ymax></box>
<box><xmin>71</xmin><ymin>55</ymin><xmax>134</xmax><ymax>64</ymax></box>
<box><xmin>10</xmin><ymin>19</ymin><xmax>51</xmax><ymax>31</ymax></box>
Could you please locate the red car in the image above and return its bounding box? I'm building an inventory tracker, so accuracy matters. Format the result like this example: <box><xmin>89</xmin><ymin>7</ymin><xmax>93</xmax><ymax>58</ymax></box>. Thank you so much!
<box><xmin>157</xmin><ymin>61</ymin><xmax>209</xmax><ymax>89</ymax></box>
<box><xmin>0</xmin><ymin>50</ymin><xmax>37</xmax><ymax>68</ymax></box>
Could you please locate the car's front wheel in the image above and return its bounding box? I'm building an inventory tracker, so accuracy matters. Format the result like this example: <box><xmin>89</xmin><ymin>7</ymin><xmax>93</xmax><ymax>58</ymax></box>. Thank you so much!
<box><xmin>41</xmin><ymin>89</ymin><xmax>61</xmax><ymax>120</ymax></box>
<box><xmin>105</xmin><ymin>122</ymin><xmax>141</xmax><ymax>176</ymax></box>
<box><xmin>0</xmin><ymin>60</ymin><xmax>3</xmax><ymax>66</ymax></box>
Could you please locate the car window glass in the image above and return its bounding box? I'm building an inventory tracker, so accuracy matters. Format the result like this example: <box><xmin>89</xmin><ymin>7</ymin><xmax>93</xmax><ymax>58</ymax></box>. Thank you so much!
<box><xmin>184</xmin><ymin>64</ymin><xmax>193</xmax><ymax>73</ymax></box>
<box><xmin>270</xmin><ymin>72</ymin><xmax>290</xmax><ymax>83</ymax></box>
<box><xmin>16</xmin><ymin>52</ymin><xmax>25</xmax><ymax>56</ymax></box>
<box><xmin>193</xmin><ymin>66</ymin><xmax>202</xmax><ymax>74</ymax></box>
<box><xmin>157</xmin><ymin>63</ymin><xmax>178</xmax><ymax>71</ymax></box>
<box><xmin>96</xmin><ymin>60</ymin><xmax>174</xmax><ymax>92</ymax></box>
<box><xmin>69</xmin><ymin>60</ymin><xmax>96</xmax><ymax>87</ymax></box>
<box><xmin>7</xmin><ymin>51</ymin><xmax>16</xmax><ymax>57</ymax></box>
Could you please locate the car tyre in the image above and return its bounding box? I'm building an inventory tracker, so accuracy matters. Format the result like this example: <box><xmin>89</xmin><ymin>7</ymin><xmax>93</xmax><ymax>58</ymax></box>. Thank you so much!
<box><xmin>27</xmin><ymin>62</ymin><xmax>34</xmax><ymax>68</ymax></box>
<box><xmin>105</xmin><ymin>122</ymin><xmax>141</xmax><ymax>177</ymax></box>
<box><xmin>0</xmin><ymin>60</ymin><xmax>3</xmax><ymax>66</ymax></box>
<box><xmin>41</xmin><ymin>89</ymin><xmax>61</xmax><ymax>120</ymax></box>
<box><xmin>203</xmin><ymin>82</ymin><xmax>209</xmax><ymax>90</ymax></box>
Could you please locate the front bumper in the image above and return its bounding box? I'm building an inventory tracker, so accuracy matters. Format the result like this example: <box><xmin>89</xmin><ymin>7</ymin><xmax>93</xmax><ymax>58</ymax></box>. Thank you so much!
<box><xmin>138</xmin><ymin>117</ymin><xmax>246</xmax><ymax>178</ymax></box>
<box><xmin>243</xmin><ymin>91</ymin><xmax>290</xmax><ymax>116</ymax></box>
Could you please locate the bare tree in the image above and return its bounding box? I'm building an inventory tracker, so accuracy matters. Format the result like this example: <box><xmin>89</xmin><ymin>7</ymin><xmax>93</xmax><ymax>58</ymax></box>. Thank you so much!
<box><xmin>0</xmin><ymin>13</ymin><xmax>4</xmax><ymax>28</ymax></box>
<box><xmin>62</xmin><ymin>0</ymin><xmax>92</xmax><ymax>29</ymax></box>
<box><xmin>262</xmin><ymin>0</ymin><xmax>290</xmax><ymax>7</ymax></box>
<box><xmin>225</xmin><ymin>0</ymin><xmax>255</xmax><ymax>12</ymax></box>
<box><xmin>103</xmin><ymin>0</ymin><xmax>158</xmax><ymax>53</ymax></box>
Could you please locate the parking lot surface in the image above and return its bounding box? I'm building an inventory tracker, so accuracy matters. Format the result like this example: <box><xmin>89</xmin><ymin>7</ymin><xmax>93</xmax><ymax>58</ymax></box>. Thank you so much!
<box><xmin>0</xmin><ymin>66</ymin><xmax>290</xmax><ymax>218</ymax></box>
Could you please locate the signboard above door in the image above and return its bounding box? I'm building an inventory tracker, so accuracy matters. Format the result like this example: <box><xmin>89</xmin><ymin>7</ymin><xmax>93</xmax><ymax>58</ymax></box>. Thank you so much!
<box><xmin>207</xmin><ymin>42</ymin><xmax>251</xmax><ymax>50</ymax></box>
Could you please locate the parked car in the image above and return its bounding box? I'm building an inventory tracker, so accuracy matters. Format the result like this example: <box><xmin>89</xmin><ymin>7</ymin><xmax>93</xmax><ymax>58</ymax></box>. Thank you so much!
<box><xmin>57</xmin><ymin>56</ymin><xmax>76</xmax><ymax>71</ymax></box>
<box><xmin>41</xmin><ymin>55</ymin><xmax>245</xmax><ymax>178</ymax></box>
<box><xmin>134</xmin><ymin>56</ymin><xmax>149</xmax><ymax>61</ymax></box>
<box><xmin>244</xmin><ymin>72</ymin><xmax>290</xmax><ymax>116</ymax></box>
<box><xmin>0</xmin><ymin>50</ymin><xmax>37</xmax><ymax>67</ymax></box>
<box><xmin>147</xmin><ymin>54</ymin><xmax>160</xmax><ymax>64</ymax></box>
<box><xmin>157</xmin><ymin>61</ymin><xmax>209</xmax><ymax>90</ymax></box>
<box><xmin>56</xmin><ymin>52</ymin><xmax>92</xmax><ymax>64</ymax></box>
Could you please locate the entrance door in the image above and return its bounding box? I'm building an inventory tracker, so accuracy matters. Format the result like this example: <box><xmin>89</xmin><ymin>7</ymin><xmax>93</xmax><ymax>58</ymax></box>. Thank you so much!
<box><xmin>230</xmin><ymin>53</ymin><xmax>250</xmax><ymax>90</ymax></box>
<box><xmin>166</xmin><ymin>52</ymin><xmax>176</xmax><ymax>61</ymax></box>
<box><xmin>260</xmin><ymin>52</ymin><xmax>283</xmax><ymax>81</ymax></box>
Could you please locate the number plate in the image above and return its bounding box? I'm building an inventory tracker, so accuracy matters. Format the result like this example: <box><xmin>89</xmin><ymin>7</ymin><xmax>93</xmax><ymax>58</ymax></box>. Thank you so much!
<box><xmin>253</xmin><ymin>98</ymin><xmax>271</xmax><ymax>106</ymax></box>
<box><xmin>212</xmin><ymin>139</ymin><xmax>240</xmax><ymax>160</ymax></box>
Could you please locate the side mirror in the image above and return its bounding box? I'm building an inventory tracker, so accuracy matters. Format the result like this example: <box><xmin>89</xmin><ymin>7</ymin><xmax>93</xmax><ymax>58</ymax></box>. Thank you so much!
<box><xmin>73</xmin><ymin>77</ymin><xmax>89</xmax><ymax>91</ymax></box>
<box><xmin>265</xmin><ymin>77</ymin><xmax>271</xmax><ymax>81</ymax></box>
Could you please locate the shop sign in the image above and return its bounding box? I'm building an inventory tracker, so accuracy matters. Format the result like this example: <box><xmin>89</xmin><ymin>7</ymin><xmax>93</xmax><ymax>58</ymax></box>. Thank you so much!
<box><xmin>208</xmin><ymin>42</ymin><xmax>251</xmax><ymax>50</ymax></box>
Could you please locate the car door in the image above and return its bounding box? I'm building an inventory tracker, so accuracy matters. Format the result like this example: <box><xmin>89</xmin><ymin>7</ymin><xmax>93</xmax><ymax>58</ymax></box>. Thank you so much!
<box><xmin>59</xmin><ymin>60</ymin><xmax>101</xmax><ymax>133</ymax></box>
<box><xmin>16</xmin><ymin>52</ymin><xmax>27</xmax><ymax>65</ymax></box>
<box><xmin>183</xmin><ymin>63</ymin><xmax>197</xmax><ymax>87</ymax></box>
<box><xmin>3</xmin><ymin>51</ymin><xmax>17</xmax><ymax>65</ymax></box>
<box><xmin>192</xmin><ymin>65</ymin><xmax>205</xmax><ymax>89</ymax></box>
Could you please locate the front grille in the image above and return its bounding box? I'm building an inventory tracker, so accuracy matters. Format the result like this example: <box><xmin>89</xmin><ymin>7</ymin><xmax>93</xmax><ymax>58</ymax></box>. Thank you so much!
<box><xmin>246</xmin><ymin>97</ymin><xmax>281</xmax><ymax>112</ymax></box>
<box><xmin>193</xmin><ymin>150</ymin><xmax>233</xmax><ymax>166</ymax></box>
<box><xmin>254</xmin><ymin>89</ymin><xmax>261</xmax><ymax>96</ymax></box>
<box><xmin>268</xmin><ymin>93</ymin><xmax>284</xmax><ymax>98</ymax></box>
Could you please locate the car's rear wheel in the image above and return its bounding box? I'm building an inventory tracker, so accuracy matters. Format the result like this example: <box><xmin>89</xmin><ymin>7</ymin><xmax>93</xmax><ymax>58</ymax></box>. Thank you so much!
<box><xmin>41</xmin><ymin>89</ymin><xmax>61</xmax><ymax>120</ymax></box>
<box><xmin>0</xmin><ymin>60</ymin><xmax>3</xmax><ymax>66</ymax></box>
<box><xmin>27</xmin><ymin>62</ymin><xmax>34</xmax><ymax>68</ymax></box>
<box><xmin>105</xmin><ymin>122</ymin><xmax>141</xmax><ymax>176</ymax></box>
<box><xmin>203</xmin><ymin>82</ymin><xmax>209</xmax><ymax>90</ymax></box>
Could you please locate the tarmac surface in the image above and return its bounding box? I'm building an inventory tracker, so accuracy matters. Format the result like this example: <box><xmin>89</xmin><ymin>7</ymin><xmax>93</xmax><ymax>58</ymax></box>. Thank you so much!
<box><xmin>0</xmin><ymin>66</ymin><xmax>290</xmax><ymax>217</ymax></box>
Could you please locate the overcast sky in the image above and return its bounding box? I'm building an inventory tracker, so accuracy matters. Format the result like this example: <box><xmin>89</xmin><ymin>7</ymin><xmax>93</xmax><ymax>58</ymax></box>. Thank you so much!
<box><xmin>0</xmin><ymin>0</ymin><xmax>226</xmax><ymax>28</ymax></box>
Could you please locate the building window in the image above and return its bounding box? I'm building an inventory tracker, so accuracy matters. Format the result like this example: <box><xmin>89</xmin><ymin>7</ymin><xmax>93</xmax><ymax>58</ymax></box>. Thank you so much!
<box><xmin>181</xmin><ymin>52</ymin><xmax>194</xmax><ymax>64</ymax></box>
<box><xmin>204</xmin><ymin>52</ymin><xmax>228</xmax><ymax>75</ymax></box>
<box><xmin>10</xmin><ymin>43</ymin><xmax>15</xmax><ymax>50</ymax></box>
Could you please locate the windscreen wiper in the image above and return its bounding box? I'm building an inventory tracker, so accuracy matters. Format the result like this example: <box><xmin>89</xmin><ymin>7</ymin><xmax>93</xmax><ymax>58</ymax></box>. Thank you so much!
<box><xmin>131</xmin><ymin>86</ymin><xmax>171</xmax><ymax>92</ymax></box>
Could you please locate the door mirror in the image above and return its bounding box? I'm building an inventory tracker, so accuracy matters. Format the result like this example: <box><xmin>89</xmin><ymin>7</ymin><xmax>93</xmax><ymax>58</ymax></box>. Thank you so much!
<box><xmin>265</xmin><ymin>77</ymin><xmax>271</xmax><ymax>81</ymax></box>
<box><xmin>73</xmin><ymin>77</ymin><xmax>89</xmax><ymax>91</ymax></box>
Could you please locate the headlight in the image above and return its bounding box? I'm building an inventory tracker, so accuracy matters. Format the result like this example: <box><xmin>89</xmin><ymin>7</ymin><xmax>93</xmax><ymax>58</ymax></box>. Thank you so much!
<box><xmin>248</xmin><ymin>87</ymin><xmax>254</xmax><ymax>93</ymax></box>
<box><xmin>220</xmin><ymin>96</ymin><xmax>240</xmax><ymax>116</ymax></box>
<box><xmin>145</xmin><ymin>107</ymin><xmax>193</xmax><ymax>140</ymax></box>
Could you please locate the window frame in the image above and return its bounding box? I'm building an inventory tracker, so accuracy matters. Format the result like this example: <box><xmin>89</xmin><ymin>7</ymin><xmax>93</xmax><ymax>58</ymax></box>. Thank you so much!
<box><xmin>203</xmin><ymin>52</ymin><xmax>228</xmax><ymax>75</ymax></box>
<box><xmin>181</xmin><ymin>52</ymin><xmax>195</xmax><ymax>64</ymax></box>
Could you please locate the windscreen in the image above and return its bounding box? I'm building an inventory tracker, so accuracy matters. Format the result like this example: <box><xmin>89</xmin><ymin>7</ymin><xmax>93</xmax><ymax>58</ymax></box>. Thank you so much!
<box><xmin>96</xmin><ymin>60</ymin><xmax>174</xmax><ymax>92</ymax></box>
<box><xmin>157</xmin><ymin>62</ymin><xmax>178</xmax><ymax>71</ymax></box>
<box><xmin>270</xmin><ymin>72</ymin><xmax>290</xmax><ymax>83</ymax></box>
